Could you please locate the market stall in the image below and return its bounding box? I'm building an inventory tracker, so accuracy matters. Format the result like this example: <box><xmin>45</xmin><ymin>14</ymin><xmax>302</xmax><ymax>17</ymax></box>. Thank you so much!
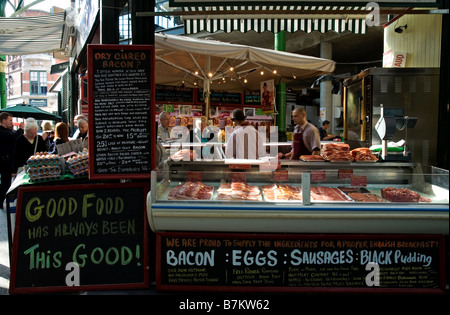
<box><xmin>148</xmin><ymin>156</ymin><xmax>449</xmax><ymax>294</ymax></box>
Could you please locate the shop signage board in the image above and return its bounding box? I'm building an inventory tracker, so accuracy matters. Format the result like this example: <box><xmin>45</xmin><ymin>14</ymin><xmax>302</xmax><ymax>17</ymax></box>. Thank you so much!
<box><xmin>169</xmin><ymin>0</ymin><xmax>441</xmax><ymax>6</ymax></box>
<box><xmin>10</xmin><ymin>183</ymin><xmax>149</xmax><ymax>294</ymax></box>
<box><xmin>87</xmin><ymin>44</ymin><xmax>155</xmax><ymax>179</ymax></box>
<box><xmin>156</xmin><ymin>84</ymin><xmax>195</xmax><ymax>104</ymax></box>
<box><xmin>156</xmin><ymin>232</ymin><xmax>446</xmax><ymax>294</ymax></box>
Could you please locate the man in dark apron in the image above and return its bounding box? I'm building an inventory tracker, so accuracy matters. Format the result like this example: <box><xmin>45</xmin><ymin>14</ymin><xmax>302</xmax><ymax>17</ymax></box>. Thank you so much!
<box><xmin>278</xmin><ymin>107</ymin><xmax>321</xmax><ymax>160</ymax></box>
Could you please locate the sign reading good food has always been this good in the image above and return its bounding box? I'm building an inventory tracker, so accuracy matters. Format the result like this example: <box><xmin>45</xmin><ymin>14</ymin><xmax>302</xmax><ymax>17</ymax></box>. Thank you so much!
<box><xmin>10</xmin><ymin>183</ymin><xmax>149</xmax><ymax>294</ymax></box>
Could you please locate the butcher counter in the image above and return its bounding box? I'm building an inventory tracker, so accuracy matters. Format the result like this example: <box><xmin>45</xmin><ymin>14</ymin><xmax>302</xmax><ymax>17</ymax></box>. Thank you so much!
<box><xmin>147</xmin><ymin>160</ymin><xmax>448</xmax><ymax>235</ymax></box>
<box><xmin>147</xmin><ymin>160</ymin><xmax>448</xmax><ymax>294</ymax></box>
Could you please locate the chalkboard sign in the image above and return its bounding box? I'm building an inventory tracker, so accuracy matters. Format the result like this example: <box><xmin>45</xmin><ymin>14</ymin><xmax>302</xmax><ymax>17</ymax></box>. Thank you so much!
<box><xmin>157</xmin><ymin>232</ymin><xmax>445</xmax><ymax>294</ymax></box>
<box><xmin>155</xmin><ymin>85</ymin><xmax>195</xmax><ymax>104</ymax></box>
<box><xmin>87</xmin><ymin>44</ymin><xmax>155</xmax><ymax>179</ymax></box>
<box><xmin>198</xmin><ymin>90</ymin><xmax>242</xmax><ymax>105</ymax></box>
<box><xmin>244</xmin><ymin>91</ymin><xmax>261</xmax><ymax>105</ymax></box>
<box><xmin>10</xmin><ymin>183</ymin><xmax>149</xmax><ymax>294</ymax></box>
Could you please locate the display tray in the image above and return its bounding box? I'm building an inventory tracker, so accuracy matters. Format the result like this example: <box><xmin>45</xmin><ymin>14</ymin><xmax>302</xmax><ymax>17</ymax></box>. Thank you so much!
<box><xmin>155</xmin><ymin>181</ymin><xmax>448</xmax><ymax>205</ymax></box>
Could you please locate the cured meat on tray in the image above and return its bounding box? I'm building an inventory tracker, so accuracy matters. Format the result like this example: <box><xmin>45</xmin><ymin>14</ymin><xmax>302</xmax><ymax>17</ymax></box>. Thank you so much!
<box><xmin>351</xmin><ymin>147</ymin><xmax>378</xmax><ymax>162</ymax></box>
<box><xmin>348</xmin><ymin>192</ymin><xmax>386</xmax><ymax>203</ymax></box>
<box><xmin>310</xmin><ymin>186</ymin><xmax>352</xmax><ymax>202</ymax></box>
<box><xmin>168</xmin><ymin>181</ymin><xmax>214</xmax><ymax>200</ymax></box>
<box><xmin>217</xmin><ymin>181</ymin><xmax>262</xmax><ymax>201</ymax></box>
<box><xmin>381</xmin><ymin>187</ymin><xmax>421</xmax><ymax>202</ymax></box>
<box><xmin>261</xmin><ymin>184</ymin><xmax>302</xmax><ymax>201</ymax></box>
<box><xmin>300</xmin><ymin>155</ymin><xmax>324</xmax><ymax>162</ymax></box>
<box><xmin>321</xmin><ymin>143</ymin><xmax>354</xmax><ymax>162</ymax></box>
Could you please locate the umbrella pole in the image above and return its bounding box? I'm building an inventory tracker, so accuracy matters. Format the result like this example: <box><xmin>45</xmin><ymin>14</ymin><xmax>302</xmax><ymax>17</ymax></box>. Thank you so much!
<box><xmin>205</xmin><ymin>80</ymin><xmax>210</xmax><ymax>120</ymax></box>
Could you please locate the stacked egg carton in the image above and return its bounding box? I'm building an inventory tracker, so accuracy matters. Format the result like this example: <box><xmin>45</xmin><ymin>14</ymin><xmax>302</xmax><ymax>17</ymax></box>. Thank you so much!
<box><xmin>26</xmin><ymin>152</ymin><xmax>62</xmax><ymax>182</ymax></box>
<box><xmin>66</xmin><ymin>149</ymin><xmax>89</xmax><ymax>177</ymax></box>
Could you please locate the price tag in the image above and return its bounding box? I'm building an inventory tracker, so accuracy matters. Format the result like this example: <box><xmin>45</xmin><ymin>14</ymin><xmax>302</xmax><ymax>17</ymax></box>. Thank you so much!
<box><xmin>229</xmin><ymin>164</ymin><xmax>251</xmax><ymax>170</ymax></box>
<box><xmin>273</xmin><ymin>170</ymin><xmax>289</xmax><ymax>182</ymax></box>
<box><xmin>311</xmin><ymin>170</ymin><xmax>326</xmax><ymax>182</ymax></box>
<box><xmin>186</xmin><ymin>171</ymin><xmax>202</xmax><ymax>182</ymax></box>
<box><xmin>230</xmin><ymin>172</ymin><xmax>246</xmax><ymax>182</ymax></box>
<box><xmin>351</xmin><ymin>175</ymin><xmax>367</xmax><ymax>187</ymax></box>
<box><xmin>259</xmin><ymin>161</ymin><xmax>280</xmax><ymax>171</ymax></box>
<box><xmin>338</xmin><ymin>169</ymin><xmax>353</xmax><ymax>179</ymax></box>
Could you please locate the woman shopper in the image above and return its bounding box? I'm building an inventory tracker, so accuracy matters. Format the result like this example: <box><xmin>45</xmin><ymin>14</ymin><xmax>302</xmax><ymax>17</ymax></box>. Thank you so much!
<box><xmin>12</xmin><ymin>118</ymin><xmax>46</xmax><ymax>174</ymax></box>
<box><xmin>49</xmin><ymin>122</ymin><xmax>70</xmax><ymax>154</ymax></box>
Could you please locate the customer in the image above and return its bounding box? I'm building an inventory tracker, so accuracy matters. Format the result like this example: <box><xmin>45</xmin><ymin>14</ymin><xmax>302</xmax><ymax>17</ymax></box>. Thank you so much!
<box><xmin>225</xmin><ymin>109</ymin><xmax>266</xmax><ymax>159</ymax></box>
<box><xmin>49</xmin><ymin>122</ymin><xmax>70</xmax><ymax>154</ymax></box>
<box><xmin>157</xmin><ymin>111</ymin><xmax>171</xmax><ymax>142</ymax></box>
<box><xmin>71</xmin><ymin>114</ymin><xmax>87</xmax><ymax>139</ymax></box>
<box><xmin>278</xmin><ymin>107</ymin><xmax>321</xmax><ymax>159</ymax></box>
<box><xmin>13</xmin><ymin>118</ymin><xmax>46</xmax><ymax>173</ymax></box>
<box><xmin>41</xmin><ymin>121</ymin><xmax>54</xmax><ymax>151</ymax></box>
<box><xmin>319</xmin><ymin>120</ymin><xmax>337</xmax><ymax>141</ymax></box>
<box><xmin>0</xmin><ymin>112</ymin><xmax>24</xmax><ymax>207</ymax></box>
<box><xmin>76</xmin><ymin>118</ymin><xmax>89</xmax><ymax>149</ymax></box>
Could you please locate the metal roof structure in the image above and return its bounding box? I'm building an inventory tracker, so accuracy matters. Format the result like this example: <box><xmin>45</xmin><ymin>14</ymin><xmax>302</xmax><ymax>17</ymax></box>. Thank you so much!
<box><xmin>0</xmin><ymin>12</ymin><xmax>66</xmax><ymax>55</ymax></box>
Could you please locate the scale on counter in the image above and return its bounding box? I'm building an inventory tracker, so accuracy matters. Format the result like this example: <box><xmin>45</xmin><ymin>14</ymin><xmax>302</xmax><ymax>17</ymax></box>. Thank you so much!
<box><xmin>375</xmin><ymin>105</ymin><xmax>418</xmax><ymax>161</ymax></box>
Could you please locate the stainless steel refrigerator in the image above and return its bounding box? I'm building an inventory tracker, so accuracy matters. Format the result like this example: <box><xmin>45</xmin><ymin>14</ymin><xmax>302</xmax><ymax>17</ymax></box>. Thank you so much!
<box><xmin>343</xmin><ymin>67</ymin><xmax>440</xmax><ymax>166</ymax></box>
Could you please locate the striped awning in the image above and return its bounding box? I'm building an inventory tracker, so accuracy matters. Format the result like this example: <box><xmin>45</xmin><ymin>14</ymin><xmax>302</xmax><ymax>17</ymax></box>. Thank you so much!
<box><xmin>182</xmin><ymin>5</ymin><xmax>368</xmax><ymax>35</ymax></box>
<box><xmin>0</xmin><ymin>12</ymin><xmax>66</xmax><ymax>55</ymax></box>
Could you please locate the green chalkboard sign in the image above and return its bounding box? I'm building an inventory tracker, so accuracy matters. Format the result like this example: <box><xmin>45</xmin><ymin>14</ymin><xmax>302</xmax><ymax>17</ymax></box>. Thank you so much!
<box><xmin>157</xmin><ymin>232</ymin><xmax>446</xmax><ymax>294</ymax></box>
<box><xmin>10</xmin><ymin>183</ymin><xmax>149</xmax><ymax>294</ymax></box>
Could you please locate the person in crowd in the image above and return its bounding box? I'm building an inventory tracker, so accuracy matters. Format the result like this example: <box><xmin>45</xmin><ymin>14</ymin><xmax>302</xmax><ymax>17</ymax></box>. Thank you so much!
<box><xmin>13</xmin><ymin>118</ymin><xmax>46</xmax><ymax>173</ymax></box>
<box><xmin>41</xmin><ymin>121</ymin><xmax>54</xmax><ymax>151</ymax></box>
<box><xmin>76</xmin><ymin>118</ymin><xmax>89</xmax><ymax>149</ymax></box>
<box><xmin>157</xmin><ymin>111</ymin><xmax>171</xmax><ymax>142</ymax></box>
<box><xmin>71</xmin><ymin>114</ymin><xmax>87</xmax><ymax>139</ymax></box>
<box><xmin>319</xmin><ymin>120</ymin><xmax>337</xmax><ymax>141</ymax></box>
<box><xmin>278</xmin><ymin>107</ymin><xmax>321</xmax><ymax>159</ymax></box>
<box><xmin>49</xmin><ymin>122</ymin><xmax>70</xmax><ymax>154</ymax></box>
<box><xmin>191</xmin><ymin>116</ymin><xmax>208</xmax><ymax>143</ymax></box>
<box><xmin>225</xmin><ymin>109</ymin><xmax>266</xmax><ymax>159</ymax></box>
<box><xmin>0</xmin><ymin>112</ymin><xmax>24</xmax><ymax>207</ymax></box>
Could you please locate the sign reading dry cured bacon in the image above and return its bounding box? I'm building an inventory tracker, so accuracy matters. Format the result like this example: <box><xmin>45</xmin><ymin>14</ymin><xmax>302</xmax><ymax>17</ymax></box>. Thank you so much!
<box><xmin>88</xmin><ymin>44</ymin><xmax>155</xmax><ymax>179</ymax></box>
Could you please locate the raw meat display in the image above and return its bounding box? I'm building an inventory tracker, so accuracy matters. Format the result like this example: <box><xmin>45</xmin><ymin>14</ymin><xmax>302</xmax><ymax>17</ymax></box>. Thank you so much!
<box><xmin>261</xmin><ymin>184</ymin><xmax>302</xmax><ymax>201</ymax></box>
<box><xmin>351</xmin><ymin>147</ymin><xmax>378</xmax><ymax>162</ymax></box>
<box><xmin>310</xmin><ymin>186</ymin><xmax>352</xmax><ymax>202</ymax></box>
<box><xmin>217</xmin><ymin>181</ymin><xmax>262</xmax><ymax>201</ymax></box>
<box><xmin>348</xmin><ymin>192</ymin><xmax>386</xmax><ymax>203</ymax></box>
<box><xmin>381</xmin><ymin>187</ymin><xmax>420</xmax><ymax>202</ymax></box>
<box><xmin>321</xmin><ymin>143</ymin><xmax>354</xmax><ymax>162</ymax></box>
<box><xmin>168</xmin><ymin>181</ymin><xmax>214</xmax><ymax>200</ymax></box>
<box><xmin>300</xmin><ymin>155</ymin><xmax>324</xmax><ymax>162</ymax></box>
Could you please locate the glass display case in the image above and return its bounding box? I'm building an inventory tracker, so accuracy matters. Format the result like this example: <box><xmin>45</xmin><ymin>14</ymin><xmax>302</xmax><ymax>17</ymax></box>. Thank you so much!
<box><xmin>147</xmin><ymin>162</ymin><xmax>449</xmax><ymax>234</ymax></box>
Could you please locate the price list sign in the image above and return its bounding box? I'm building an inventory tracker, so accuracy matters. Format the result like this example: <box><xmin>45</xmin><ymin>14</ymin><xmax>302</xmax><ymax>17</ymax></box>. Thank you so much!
<box><xmin>156</xmin><ymin>232</ymin><xmax>446</xmax><ymax>294</ymax></box>
<box><xmin>88</xmin><ymin>45</ymin><xmax>155</xmax><ymax>179</ymax></box>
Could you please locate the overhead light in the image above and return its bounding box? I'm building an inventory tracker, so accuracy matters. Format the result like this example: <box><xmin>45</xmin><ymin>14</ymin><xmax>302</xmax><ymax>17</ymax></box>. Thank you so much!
<box><xmin>194</xmin><ymin>71</ymin><xmax>199</xmax><ymax>75</ymax></box>
<box><xmin>394</xmin><ymin>24</ymin><xmax>407</xmax><ymax>34</ymax></box>
<box><xmin>260</xmin><ymin>71</ymin><xmax>264</xmax><ymax>75</ymax></box>
<box><xmin>229</xmin><ymin>67</ymin><xmax>234</xmax><ymax>72</ymax></box>
<box><xmin>208</xmin><ymin>72</ymin><xmax>213</xmax><ymax>77</ymax></box>
<box><xmin>273</xmin><ymin>70</ymin><xmax>277</xmax><ymax>74</ymax></box>
<box><xmin>244</xmin><ymin>78</ymin><xmax>248</xmax><ymax>83</ymax></box>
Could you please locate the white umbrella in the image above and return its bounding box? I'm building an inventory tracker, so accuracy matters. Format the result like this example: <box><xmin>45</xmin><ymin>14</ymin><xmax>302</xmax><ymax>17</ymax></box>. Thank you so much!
<box><xmin>155</xmin><ymin>33</ymin><xmax>336</xmax><ymax>116</ymax></box>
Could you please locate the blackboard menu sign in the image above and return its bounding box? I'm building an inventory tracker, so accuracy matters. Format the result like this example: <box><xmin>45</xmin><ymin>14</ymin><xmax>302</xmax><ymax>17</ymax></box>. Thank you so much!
<box><xmin>157</xmin><ymin>232</ymin><xmax>445</xmax><ymax>294</ymax></box>
<box><xmin>198</xmin><ymin>90</ymin><xmax>242</xmax><ymax>105</ymax></box>
<box><xmin>244</xmin><ymin>91</ymin><xmax>261</xmax><ymax>105</ymax></box>
<box><xmin>10</xmin><ymin>183</ymin><xmax>149</xmax><ymax>294</ymax></box>
<box><xmin>155</xmin><ymin>85</ymin><xmax>195</xmax><ymax>104</ymax></box>
<box><xmin>87</xmin><ymin>44</ymin><xmax>155</xmax><ymax>179</ymax></box>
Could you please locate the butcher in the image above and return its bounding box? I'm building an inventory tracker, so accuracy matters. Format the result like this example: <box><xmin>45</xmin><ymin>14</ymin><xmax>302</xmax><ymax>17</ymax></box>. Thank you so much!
<box><xmin>278</xmin><ymin>107</ymin><xmax>321</xmax><ymax>160</ymax></box>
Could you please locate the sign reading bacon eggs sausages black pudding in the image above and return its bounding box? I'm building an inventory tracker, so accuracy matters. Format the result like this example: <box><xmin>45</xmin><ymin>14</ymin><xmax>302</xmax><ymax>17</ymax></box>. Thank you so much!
<box><xmin>156</xmin><ymin>232</ymin><xmax>446</xmax><ymax>294</ymax></box>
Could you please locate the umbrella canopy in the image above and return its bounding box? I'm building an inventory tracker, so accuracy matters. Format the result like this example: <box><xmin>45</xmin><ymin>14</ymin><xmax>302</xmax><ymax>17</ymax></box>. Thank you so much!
<box><xmin>0</xmin><ymin>103</ymin><xmax>62</xmax><ymax>121</ymax></box>
<box><xmin>155</xmin><ymin>33</ymin><xmax>336</xmax><ymax>92</ymax></box>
